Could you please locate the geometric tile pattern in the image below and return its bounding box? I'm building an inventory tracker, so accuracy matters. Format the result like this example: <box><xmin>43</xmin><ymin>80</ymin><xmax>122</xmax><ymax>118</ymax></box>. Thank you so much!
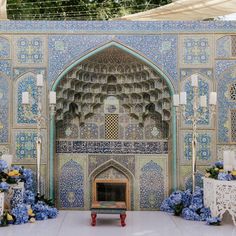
<box><xmin>13</xmin><ymin>129</ymin><xmax>47</xmax><ymax>163</ymax></box>
<box><xmin>0</xmin><ymin>60</ymin><xmax>11</xmax><ymax>77</ymax></box>
<box><xmin>216</xmin><ymin>36</ymin><xmax>231</xmax><ymax>58</ymax></box>
<box><xmin>230</xmin><ymin>110</ymin><xmax>236</xmax><ymax>142</ymax></box>
<box><xmin>217</xmin><ymin>66</ymin><xmax>236</xmax><ymax>143</ymax></box>
<box><xmin>140</xmin><ymin>160</ymin><xmax>164</xmax><ymax>210</ymax></box>
<box><xmin>181</xmin><ymin>131</ymin><xmax>213</xmax><ymax>164</ymax></box>
<box><xmin>105</xmin><ymin>114</ymin><xmax>119</xmax><ymax>140</ymax></box>
<box><xmin>0</xmin><ymin>145</ymin><xmax>9</xmax><ymax>157</ymax></box>
<box><xmin>184</xmin><ymin>171</ymin><xmax>204</xmax><ymax>190</ymax></box>
<box><xmin>15</xmin><ymin>37</ymin><xmax>44</xmax><ymax>65</ymax></box>
<box><xmin>59</xmin><ymin>160</ymin><xmax>84</xmax><ymax>209</ymax></box>
<box><xmin>0</xmin><ymin>37</ymin><xmax>10</xmax><ymax>58</ymax></box>
<box><xmin>181</xmin><ymin>35</ymin><xmax>212</xmax><ymax>67</ymax></box>
<box><xmin>56</xmin><ymin>140</ymin><xmax>168</xmax><ymax>154</ymax></box>
<box><xmin>229</xmin><ymin>82</ymin><xmax>236</xmax><ymax>101</ymax></box>
<box><xmin>0</xmin><ymin>76</ymin><xmax>9</xmax><ymax>143</ymax></box>
<box><xmin>16</xmin><ymin>74</ymin><xmax>38</xmax><ymax>125</ymax></box>
<box><xmin>125</xmin><ymin>124</ymin><xmax>144</xmax><ymax>140</ymax></box>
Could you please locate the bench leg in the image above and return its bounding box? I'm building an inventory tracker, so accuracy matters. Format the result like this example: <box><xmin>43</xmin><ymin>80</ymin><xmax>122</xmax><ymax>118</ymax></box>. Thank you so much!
<box><xmin>91</xmin><ymin>213</ymin><xmax>97</xmax><ymax>226</ymax></box>
<box><xmin>120</xmin><ymin>213</ymin><xmax>126</xmax><ymax>227</ymax></box>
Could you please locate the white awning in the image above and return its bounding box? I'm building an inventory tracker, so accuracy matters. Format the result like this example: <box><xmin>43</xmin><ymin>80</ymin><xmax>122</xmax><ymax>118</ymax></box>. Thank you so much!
<box><xmin>117</xmin><ymin>0</ymin><xmax>236</xmax><ymax>21</ymax></box>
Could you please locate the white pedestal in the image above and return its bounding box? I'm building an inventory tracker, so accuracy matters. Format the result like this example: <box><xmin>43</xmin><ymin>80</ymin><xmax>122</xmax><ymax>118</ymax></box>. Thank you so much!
<box><xmin>0</xmin><ymin>192</ymin><xmax>4</xmax><ymax>216</ymax></box>
<box><xmin>203</xmin><ymin>177</ymin><xmax>236</xmax><ymax>225</ymax></box>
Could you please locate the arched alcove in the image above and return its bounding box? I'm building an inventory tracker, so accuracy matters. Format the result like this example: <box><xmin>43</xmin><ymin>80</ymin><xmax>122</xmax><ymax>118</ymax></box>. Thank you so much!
<box><xmin>49</xmin><ymin>41</ymin><xmax>177</xmax><ymax>204</ymax></box>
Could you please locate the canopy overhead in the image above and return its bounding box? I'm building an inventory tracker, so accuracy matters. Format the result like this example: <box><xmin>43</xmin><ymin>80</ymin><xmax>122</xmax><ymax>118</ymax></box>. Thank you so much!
<box><xmin>118</xmin><ymin>0</ymin><xmax>236</xmax><ymax>21</ymax></box>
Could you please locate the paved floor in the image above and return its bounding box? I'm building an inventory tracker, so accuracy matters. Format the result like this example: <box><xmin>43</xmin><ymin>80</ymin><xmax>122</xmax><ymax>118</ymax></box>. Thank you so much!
<box><xmin>1</xmin><ymin>211</ymin><xmax>236</xmax><ymax>236</ymax></box>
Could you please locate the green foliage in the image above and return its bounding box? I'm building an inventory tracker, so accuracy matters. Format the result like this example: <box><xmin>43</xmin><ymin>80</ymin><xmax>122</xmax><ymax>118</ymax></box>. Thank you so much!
<box><xmin>7</xmin><ymin>0</ymin><xmax>172</xmax><ymax>20</ymax></box>
<box><xmin>35</xmin><ymin>194</ymin><xmax>55</xmax><ymax>207</ymax></box>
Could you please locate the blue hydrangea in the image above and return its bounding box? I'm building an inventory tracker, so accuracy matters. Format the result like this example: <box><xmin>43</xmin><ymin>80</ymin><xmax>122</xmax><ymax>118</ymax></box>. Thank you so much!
<box><xmin>218</xmin><ymin>172</ymin><xmax>233</xmax><ymax>181</ymax></box>
<box><xmin>182</xmin><ymin>208</ymin><xmax>201</xmax><ymax>221</ymax></box>
<box><xmin>206</xmin><ymin>217</ymin><xmax>221</xmax><ymax>225</ymax></box>
<box><xmin>200</xmin><ymin>207</ymin><xmax>211</xmax><ymax>221</ymax></box>
<box><xmin>47</xmin><ymin>207</ymin><xmax>58</xmax><ymax>219</ymax></box>
<box><xmin>214</xmin><ymin>161</ymin><xmax>223</xmax><ymax>169</ymax></box>
<box><xmin>0</xmin><ymin>182</ymin><xmax>9</xmax><ymax>192</ymax></box>
<box><xmin>169</xmin><ymin>191</ymin><xmax>183</xmax><ymax>206</ymax></box>
<box><xmin>0</xmin><ymin>160</ymin><xmax>8</xmax><ymax>172</ymax></box>
<box><xmin>35</xmin><ymin>212</ymin><xmax>48</xmax><ymax>221</ymax></box>
<box><xmin>11</xmin><ymin>204</ymin><xmax>29</xmax><ymax>224</ymax></box>
<box><xmin>21</xmin><ymin>168</ymin><xmax>33</xmax><ymax>191</ymax></box>
<box><xmin>160</xmin><ymin>198</ymin><xmax>174</xmax><ymax>213</ymax></box>
<box><xmin>182</xmin><ymin>189</ymin><xmax>192</xmax><ymax>207</ymax></box>
<box><xmin>24</xmin><ymin>190</ymin><xmax>35</xmax><ymax>205</ymax></box>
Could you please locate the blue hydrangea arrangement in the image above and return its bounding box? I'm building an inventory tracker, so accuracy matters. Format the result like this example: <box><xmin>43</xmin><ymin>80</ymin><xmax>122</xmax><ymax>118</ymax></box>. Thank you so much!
<box><xmin>160</xmin><ymin>187</ymin><xmax>221</xmax><ymax>226</ymax></box>
<box><xmin>0</xmin><ymin>161</ymin><xmax>58</xmax><ymax>227</ymax></box>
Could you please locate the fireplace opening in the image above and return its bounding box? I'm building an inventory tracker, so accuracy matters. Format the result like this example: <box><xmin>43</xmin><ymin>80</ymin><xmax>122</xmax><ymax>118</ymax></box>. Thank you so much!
<box><xmin>97</xmin><ymin>182</ymin><xmax>126</xmax><ymax>202</ymax></box>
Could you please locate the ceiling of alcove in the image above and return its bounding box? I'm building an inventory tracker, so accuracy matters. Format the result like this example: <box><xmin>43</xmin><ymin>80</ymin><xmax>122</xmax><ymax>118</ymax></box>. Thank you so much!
<box><xmin>55</xmin><ymin>46</ymin><xmax>171</xmax><ymax>125</ymax></box>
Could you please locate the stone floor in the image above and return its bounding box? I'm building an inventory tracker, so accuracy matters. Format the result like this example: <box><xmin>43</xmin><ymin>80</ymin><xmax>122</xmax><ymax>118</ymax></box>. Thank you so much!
<box><xmin>1</xmin><ymin>211</ymin><xmax>235</xmax><ymax>236</ymax></box>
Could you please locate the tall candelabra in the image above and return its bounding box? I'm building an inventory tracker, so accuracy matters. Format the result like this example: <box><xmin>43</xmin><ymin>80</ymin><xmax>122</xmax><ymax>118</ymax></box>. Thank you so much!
<box><xmin>173</xmin><ymin>74</ymin><xmax>217</xmax><ymax>192</ymax></box>
<box><xmin>22</xmin><ymin>74</ymin><xmax>56</xmax><ymax>197</ymax></box>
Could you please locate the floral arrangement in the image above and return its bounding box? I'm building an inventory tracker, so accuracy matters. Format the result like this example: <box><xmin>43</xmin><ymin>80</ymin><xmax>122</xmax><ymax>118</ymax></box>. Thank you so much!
<box><xmin>205</xmin><ymin>161</ymin><xmax>236</xmax><ymax>181</ymax></box>
<box><xmin>160</xmin><ymin>187</ymin><xmax>221</xmax><ymax>226</ymax></box>
<box><xmin>0</xmin><ymin>159</ymin><xmax>58</xmax><ymax>227</ymax></box>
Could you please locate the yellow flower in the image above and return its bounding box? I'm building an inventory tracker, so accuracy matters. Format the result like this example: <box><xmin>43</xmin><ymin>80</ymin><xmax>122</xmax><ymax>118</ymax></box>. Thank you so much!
<box><xmin>231</xmin><ymin>170</ymin><xmax>236</xmax><ymax>176</ymax></box>
<box><xmin>8</xmin><ymin>170</ymin><xmax>20</xmax><ymax>177</ymax></box>
<box><xmin>28</xmin><ymin>208</ymin><xmax>35</xmax><ymax>216</ymax></box>
<box><xmin>7</xmin><ymin>213</ymin><xmax>13</xmax><ymax>221</ymax></box>
<box><xmin>205</xmin><ymin>173</ymin><xmax>211</xmax><ymax>178</ymax></box>
<box><xmin>214</xmin><ymin>167</ymin><xmax>219</xmax><ymax>171</ymax></box>
<box><xmin>219</xmin><ymin>169</ymin><xmax>225</xmax><ymax>172</ymax></box>
<box><xmin>29</xmin><ymin>217</ymin><xmax>36</xmax><ymax>223</ymax></box>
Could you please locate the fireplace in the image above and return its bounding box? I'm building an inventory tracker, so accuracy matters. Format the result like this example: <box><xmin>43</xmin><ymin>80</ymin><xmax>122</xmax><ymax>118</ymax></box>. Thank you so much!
<box><xmin>93</xmin><ymin>179</ymin><xmax>130</xmax><ymax>209</ymax></box>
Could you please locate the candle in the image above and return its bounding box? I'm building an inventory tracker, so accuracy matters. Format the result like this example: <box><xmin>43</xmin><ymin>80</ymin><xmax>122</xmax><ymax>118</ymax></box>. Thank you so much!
<box><xmin>173</xmin><ymin>94</ymin><xmax>179</xmax><ymax>106</ymax></box>
<box><xmin>49</xmin><ymin>91</ymin><xmax>56</xmax><ymax>104</ymax></box>
<box><xmin>223</xmin><ymin>150</ymin><xmax>233</xmax><ymax>171</ymax></box>
<box><xmin>22</xmin><ymin>92</ymin><xmax>29</xmax><ymax>104</ymax></box>
<box><xmin>200</xmin><ymin>95</ymin><xmax>207</xmax><ymax>108</ymax></box>
<box><xmin>36</xmin><ymin>74</ymin><xmax>44</xmax><ymax>87</ymax></box>
<box><xmin>191</xmin><ymin>74</ymin><xmax>198</xmax><ymax>87</ymax></box>
<box><xmin>209</xmin><ymin>92</ymin><xmax>217</xmax><ymax>105</ymax></box>
<box><xmin>180</xmin><ymin>92</ymin><xmax>187</xmax><ymax>105</ymax></box>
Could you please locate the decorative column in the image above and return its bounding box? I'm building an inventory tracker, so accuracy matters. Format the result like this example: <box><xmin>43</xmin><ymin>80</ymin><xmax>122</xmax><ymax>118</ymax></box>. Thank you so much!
<box><xmin>173</xmin><ymin>74</ymin><xmax>217</xmax><ymax>192</ymax></box>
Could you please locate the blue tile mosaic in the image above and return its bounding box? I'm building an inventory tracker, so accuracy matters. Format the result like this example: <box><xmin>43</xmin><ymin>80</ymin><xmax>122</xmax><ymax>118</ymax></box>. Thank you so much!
<box><xmin>185</xmin><ymin>172</ymin><xmax>204</xmax><ymax>190</ymax></box>
<box><xmin>217</xmin><ymin>66</ymin><xmax>236</xmax><ymax>143</ymax></box>
<box><xmin>0</xmin><ymin>60</ymin><xmax>11</xmax><ymax>77</ymax></box>
<box><xmin>183</xmin><ymin>37</ymin><xmax>210</xmax><ymax>64</ymax></box>
<box><xmin>56</xmin><ymin>141</ymin><xmax>168</xmax><ymax>154</ymax></box>
<box><xmin>13</xmin><ymin>68</ymin><xmax>44</xmax><ymax>79</ymax></box>
<box><xmin>59</xmin><ymin>160</ymin><xmax>84</xmax><ymax>208</ymax></box>
<box><xmin>140</xmin><ymin>160</ymin><xmax>164</xmax><ymax>209</ymax></box>
<box><xmin>16</xmin><ymin>37</ymin><xmax>43</xmax><ymax>64</ymax></box>
<box><xmin>1</xmin><ymin>21</ymin><xmax>236</xmax><ymax>33</ymax></box>
<box><xmin>0</xmin><ymin>76</ymin><xmax>9</xmax><ymax>143</ymax></box>
<box><xmin>0</xmin><ymin>37</ymin><xmax>10</xmax><ymax>58</ymax></box>
<box><xmin>216</xmin><ymin>60</ymin><xmax>236</xmax><ymax>76</ymax></box>
<box><xmin>184</xmin><ymin>133</ymin><xmax>212</xmax><ymax>161</ymax></box>
<box><xmin>216</xmin><ymin>36</ymin><xmax>231</xmax><ymax>58</ymax></box>
<box><xmin>16</xmin><ymin>74</ymin><xmax>38</xmax><ymax>124</ymax></box>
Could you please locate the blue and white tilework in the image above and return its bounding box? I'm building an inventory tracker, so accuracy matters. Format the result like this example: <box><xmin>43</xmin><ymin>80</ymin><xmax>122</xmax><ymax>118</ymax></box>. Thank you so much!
<box><xmin>216</xmin><ymin>36</ymin><xmax>231</xmax><ymax>58</ymax></box>
<box><xmin>125</xmin><ymin>124</ymin><xmax>143</xmax><ymax>140</ymax></box>
<box><xmin>14</xmin><ymin>36</ymin><xmax>44</xmax><ymax>65</ymax></box>
<box><xmin>180</xmin><ymin>35</ymin><xmax>212</xmax><ymax>67</ymax></box>
<box><xmin>59</xmin><ymin>160</ymin><xmax>84</xmax><ymax>208</ymax></box>
<box><xmin>0</xmin><ymin>60</ymin><xmax>11</xmax><ymax>77</ymax></box>
<box><xmin>140</xmin><ymin>160</ymin><xmax>164</xmax><ymax>209</ymax></box>
<box><xmin>0</xmin><ymin>76</ymin><xmax>9</xmax><ymax>143</ymax></box>
<box><xmin>56</xmin><ymin>140</ymin><xmax>168</xmax><ymax>154</ymax></box>
<box><xmin>182</xmin><ymin>132</ymin><xmax>212</xmax><ymax>164</ymax></box>
<box><xmin>16</xmin><ymin>74</ymin><xmax>38</xmax><ymax>125</ymax></box>
<box><xmin>11</xmin><ymin>186</ymin><xmax>24</xmax><ymax>209</ymax></box>
<box><xmin>181</xmin><ymin>76</ymin><xmax>210</xmax><ymax>127</ymax></box>
<box><xmin>80</xmin><ymin>123</ymin><xmax>98</xmax><ymax>139</ymax></box>
<box><xmin>185</xmin><ymin>171</ymin><xmax>204</xmax><ymax>190</ymax></box>
<box><xmin>13</xmin><ymin>68</ymin><xmax>45</xmax><ymax>79</ymax></box>
<box><xmin>217</xmin><ymin>65</ymin><xmax>236</xmax><ymax>143</ymax></box>
<box><xmin>13</xmin><ymin>130</ymin><xmax>47</xmax><ymax>163</ymax></box>
<box><xmin>0</xmin><ymin>37</ymin><xmax>10</xmax><ymax>58</ymax></box>
<box><xmin>216</xmin><ymin>60</ymin><xmax>236</xmax><ymax>77</ymax></box>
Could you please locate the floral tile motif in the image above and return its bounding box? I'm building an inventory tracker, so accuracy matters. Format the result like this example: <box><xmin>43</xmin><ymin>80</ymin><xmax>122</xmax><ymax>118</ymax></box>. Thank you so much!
<box><xmin>59</xmin><ymin>160</ymin><xmax>84</xmax><ymax>209</ymax></box>
<box><xmin>80</xmin><ymin>123</ymin><xmax>98</xmax><ymax>139</ymax></box>
<box><xmin>181</xmin><ymin>131</ymin><xmax>213</xmax><ymax>164</ymax></box>
<box><xmin>13</xmin><ymin>130</ymin><xmax>47</xmax><ymax>163</ymax></box>
<box><xmin>15</xmin><ymin>74</ymin><xmax>38</xmax><ymax>125</ymax></box>
<box><xmin>14</xmin><ymin>37</ymin><xmax>44</xmax><ymax>65</ymax></box>
<box><xmin>139</xmin><ymin>160</ymin><xmax>164</xmax><ymax>209</ymax></box>
<box><xmin>0</xmin><ymin>145</ymin><xmax>9</xmax><ymax>156</ymax></box>
<box><xmin>217</xmin><ymin>66</ymin><xmax>236</xmax><ymax>143</ymax></box>
<box><xmin>0</xmin><ymin>60</ymin><xmax>11</xmax><ymax>77</ymax></box>
<box><xmin>0</xmin><ymin>76</ymin><xmax>9</xmax><ymax>143</ymax></box>
<box><xmin>184</xmin><ymin>171</ymin><xmax>204</xmax><ymax>190</ymax></box>
<box><xmin>125</xmin><ymin>124</ymin><xmax>143</xmax><ymax>140</ymax></box>
<box><xmin>180</xmin><ymin>35</ymin><xmax>212</xmax><ymax>67</ymax></box>
<box><xmin>0</xmin><ymin>37</ymin><xmax>10</xmax><ymax>58</ymax></box>
<box><xmin>13</xmin><ymin>68</ymin><xmax>45</xmax><ymax>79</ymax></box>
<box><xmin>216</xmin><ymin>36</ymin><xmax>231</xmax><ymax>58</ymax></box>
